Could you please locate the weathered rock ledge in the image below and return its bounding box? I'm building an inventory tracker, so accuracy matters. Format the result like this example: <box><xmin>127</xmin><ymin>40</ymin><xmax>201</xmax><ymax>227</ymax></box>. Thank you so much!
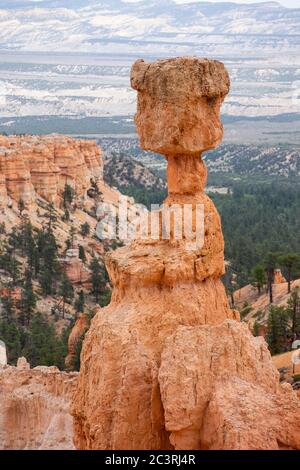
<box><xmin>0</xmin><ymin>359</ymin><xmax>77</xmax><ymax>449</ymax></box>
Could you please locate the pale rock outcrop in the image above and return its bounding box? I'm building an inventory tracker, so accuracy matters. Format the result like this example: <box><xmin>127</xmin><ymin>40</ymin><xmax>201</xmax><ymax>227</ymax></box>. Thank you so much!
<box><xmin>0</xmin><ymin>135</ymin><xmax>103</xmax><ymax>207</ymax></box>
<box><xmin>72</xmin><ymin>57</ymin><xmax>300</xmax><ymax>450</ymax></box>
<box><xmin>273</xmin><ymin>268</ymin><xmax>287</xmax><ymax>284</ymax></box>
<box><xmin>0</xmin><ymin>174</ymin><xmax>8</xmax><ymax>206</ymax></box>
<box><xmin>60</xmin><ymin>247</ymin><xmax>90</xmax><ymax>286</ymax></box>
<box><xmin>0</xmin><ymin>362</ymin><xmax>77</xmax><ymax>449</ymax></box>
<box><xmin>16</xmin><ymin>356</ymin><xmax>30</xmax><ymax>370</ymax></box>
<box><xmin>0</xmin><ymin>340</ymin><xmax>7</xmax><ymax>366</ymax></box>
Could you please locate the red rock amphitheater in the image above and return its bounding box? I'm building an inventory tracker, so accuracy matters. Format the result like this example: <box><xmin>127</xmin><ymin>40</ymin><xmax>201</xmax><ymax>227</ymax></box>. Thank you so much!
<box><xmin>0</xmin><ymin>134</ymin><xmax>102</xmax><ymax>208</ymax></box>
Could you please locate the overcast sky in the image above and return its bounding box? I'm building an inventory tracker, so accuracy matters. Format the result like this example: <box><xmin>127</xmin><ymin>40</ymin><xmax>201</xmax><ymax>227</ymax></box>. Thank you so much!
<box><xmin>175</xmin><ymin>0</ymin><xmax>299</xmax><ymax>7</ymax></box>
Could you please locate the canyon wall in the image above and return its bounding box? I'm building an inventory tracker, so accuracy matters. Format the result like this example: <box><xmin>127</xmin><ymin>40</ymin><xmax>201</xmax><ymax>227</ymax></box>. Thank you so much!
<box><xmin>0</xmin><ymin>359</ymin><xmax>77</xmax><ymax>449</ymax></box>
<box><xmin>72</xmin><ymin>57</ymin><xmax>300</xmax><ymax>450</ymax></box>
<box><xmin>0</xmin><ymin>135</ymin><xmax>103</xmax><ymax>208</ymax></box>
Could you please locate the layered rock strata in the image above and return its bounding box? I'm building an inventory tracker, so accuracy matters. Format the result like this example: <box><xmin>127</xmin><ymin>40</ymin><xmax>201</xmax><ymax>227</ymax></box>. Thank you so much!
<box><xmin>72</xmin><ymin>57</ymin><xmax>300</xmax><ymax>450</ymax></box>
<box><xmin>0</xmin><ymin>135</ymin><xmax>103</xmax><ymax>207</ymax></box>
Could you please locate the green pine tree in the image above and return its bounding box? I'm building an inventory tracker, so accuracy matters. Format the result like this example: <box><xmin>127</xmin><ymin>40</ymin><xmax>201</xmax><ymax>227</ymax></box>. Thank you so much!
<box><xmin>288</xmin><ymin>287</ymin><xmax>300</xmax><ymax>335</ymax></box>
<box><xmin>22</xmin><ymin>314</ymin><xmax>64</xmax><ymax>369</ymax></box>
<box><xmin>69</xmin><ymin>225</ymin><xmax>76</xmax><ymax>248</ymax></box>
<box><xmin>279</xmin><ymin>253</ymin><xmax>300</xmax><ymax>294</ymax></box>
<box><xmin>62</xmin><ymin>183</ymin><xmax>75</xmax><ymax>208</ymax></box>
<box><xmin>0</xmin><ymin>222</ymin><xmax>6</xmax><ymax>234</ymax></box>
<box><xmin>0</xmin><ymin>319</ymin><xmax>23</xmax><ymax>365</ymax></box>
<box><xmin>266</xmin><ymin>305</ymin><xmax>291</xmax><ymax>355</ymax></box>
<box><xmin>80</xmin><ymin>222</ymin><xmax>90</xmax><ymax>237</ymax></box>
<box><xmin>251</xmin><ymin>264</ymin><xmax>265</xmax><ymax>295</ymax></box>
<box><xmin>44</xmin><ymin>202</ymin><xmax>57</xmax><ymax>232</ymax></box>
<box><xmin>37</xmin><ymin>227</ymin><xmax>60</xmax><ymax>296</ymax></box>
<box><xmin>264</xmin><ymin>253</ymin><xmax>280</xmax><ymax>304</ymax></box>
<box><xmin>20</xmin><ymin>222</ymin><xmax>37</xmax><ymax>273</ymax></box>
<box><xmin>75</xmin><ymin>290</ymin><xmax>85</xmax><ymax>313</ymax></box>
<box><xmin>20</xmin><ymin>270</ymin><xmax>36</xmax><ymax>326</ymax></box>
<box><xmin>62</xmin><ymin>209</ymin><xmax>70</xmax><ymax>222</ymax></box>
<box><xmin>18</xmin><ymin>199</ymin><xmax>25</xmax><ymax>216</ymax></box>
<box><xmin>89</xmin><ymin>256</ymin><xmax>106</xmax><ymax>302</ymax></box>
<box><xmin>59</xmin><ymin>273</ymin><xmax>74</xmax><ymax>318</ymax></box>
<box><xmin>0</xmin><ymin>296</ymin><xmax>15</xmax><ymax>322</ymax></box>
<box><xmin>78</xmin><ymin>245</ymin><xmax>86</xmax><ymax>262</ymax></box>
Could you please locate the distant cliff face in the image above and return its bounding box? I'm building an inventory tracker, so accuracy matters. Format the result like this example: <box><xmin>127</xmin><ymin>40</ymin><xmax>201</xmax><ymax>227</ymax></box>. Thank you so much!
<box><xmin>0</xmin><ymin>135</ymin><xmax>103</xmax><ymax>208</ymax></box>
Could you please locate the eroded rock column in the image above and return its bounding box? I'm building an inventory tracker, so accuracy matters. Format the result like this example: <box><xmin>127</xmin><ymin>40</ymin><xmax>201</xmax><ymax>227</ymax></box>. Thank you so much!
<box><xmin>72</xmin><ymin>57</ymin><xmax>236</xmax><ymax>450</ymax></box>
<box><xmin>72</xmin><ymin>57</ymin><xmax>300</xmax><ymax>451</ymax></box>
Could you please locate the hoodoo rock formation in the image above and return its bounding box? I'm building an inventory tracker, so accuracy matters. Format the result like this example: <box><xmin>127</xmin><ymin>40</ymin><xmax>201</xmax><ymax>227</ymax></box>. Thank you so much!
<box><xmin>0</xmin><ymin>135</ymin><xmax>102</xmax><ymax>208</ymax></box>
<box><xmin>273</xmin><ymin>268</ymin><xmax>287</xmax><ymax>284</ymax></box>
<box><xmin>72</xmin><ymin>57</ymin><xmax>300</xmax><ymax>450</ymax></box>
<box><xmin>0</xmin><ymin>360</ymin><xmax>77</xmax><ymax>449</ymax></box>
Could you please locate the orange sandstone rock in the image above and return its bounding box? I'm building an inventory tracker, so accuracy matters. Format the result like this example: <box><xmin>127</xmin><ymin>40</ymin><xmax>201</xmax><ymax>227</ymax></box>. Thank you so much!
<box><xmin>52</xmin><ymin>136</ymin><xmax>89</xmax><ymax>195</ymax></box>
<box><xmin>0</xmin><ymin>135</ymin><xmax>103</xmax><ymax>207</ymax></box>
<box><xmin>79</xmin><ymin>140</ymin><xmax>103</xmax><ymax>181</ymax></box>
<box><xmin>0</xmin><ymin>148</ymin><xmax>35</xmax><ymax>208</ymax></box>
<box><xmin>159</xmin><ymin>320</ymin><xmax>300</xmax><ymax>450</ymax></box>
<box><xmin>72</xmin><ymin>57</ymin><xmax>300</xmax><ymax>451</ymax></box>
<box><xmin>273</xmin><ymin>268</ymin><xmax>287</xmax><ymax>284</ymax></box>
<box><xmin>72</xmin><ymin>57</ymin><xmax>233</xmax><ymax>450</ymax></box>
<box><xmin>25</xmin><ymin>142</ymin><xmax>60</xmax><ymax>205</ymax></box>
<box><xmin>131</xmin><ymin>57</ymin><xmax>230</xmax><ymax>156</ymax></box>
